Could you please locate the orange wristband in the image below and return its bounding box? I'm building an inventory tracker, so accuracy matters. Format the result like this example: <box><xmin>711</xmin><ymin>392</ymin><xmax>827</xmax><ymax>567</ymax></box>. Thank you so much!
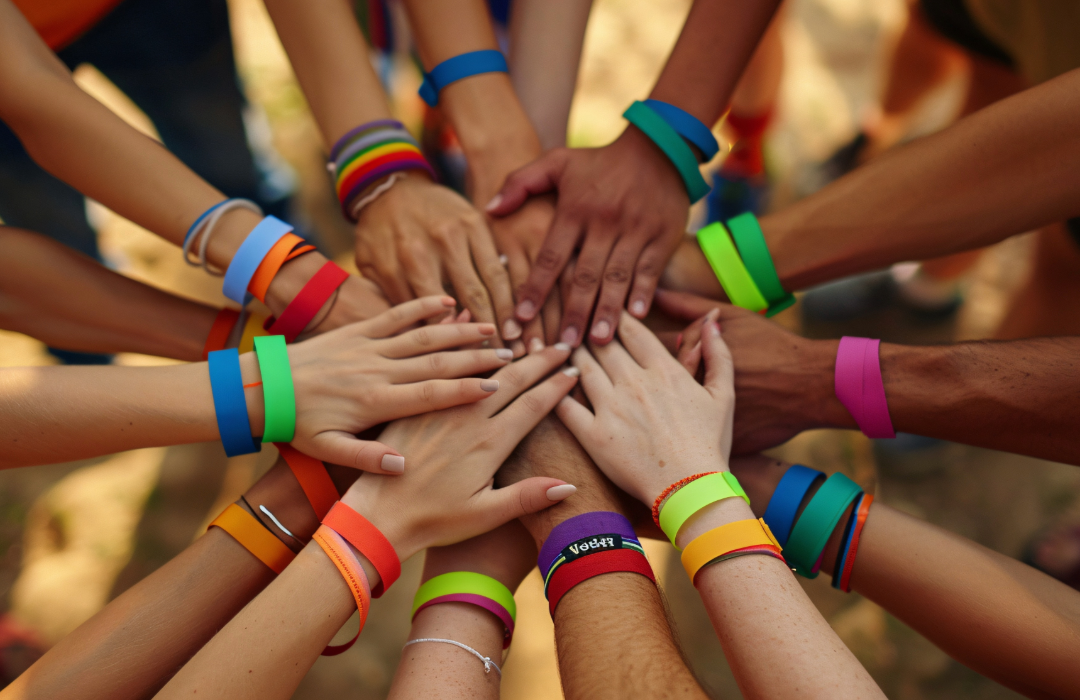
<box><xmin>322</xmin><ymin>502</ymin><xmax>400</xmax><ymax>597</ymax></box>
<box><xmin>276</xmin><ymin>443</ymin><xmax>338</xmax><ymax>520</ymax></box>
<box><xmin>680</xmin><ymin>518</ymin><xmax>783</xmax><ymax>583</ymax></box>
<box><xmin>313</xmin><ymin>525</ymin><xmax>371</xmax><ymax>656</ymax></box>
<box><xmin>209</xmin><ymin>503</ymin><xmax>295</xmax><ymax>574</ymax></box>
<box><xmin>247</xmin><ymin>233</ymin><xmax>316</xmax><ymax>303</ymax></box>
<box><xmin>202</xmin><ymin>308</ymin><xmax>241</xmax><ymax>361</ymax></box>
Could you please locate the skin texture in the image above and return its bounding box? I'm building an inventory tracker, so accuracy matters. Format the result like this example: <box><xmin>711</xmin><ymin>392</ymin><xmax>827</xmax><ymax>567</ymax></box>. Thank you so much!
<box><xmin>659</xmin><ymin>292</ymin><xmax>1080</xmax><ymax>465</ymax></box>
<box><xmin>488</xmin><ymin>0</ymin><xmax>781</xmax><ymax>347</ymax></box>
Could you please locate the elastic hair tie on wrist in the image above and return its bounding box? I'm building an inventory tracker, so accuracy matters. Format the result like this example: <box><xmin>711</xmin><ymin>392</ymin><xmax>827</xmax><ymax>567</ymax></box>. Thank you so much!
<box><xmin>419</xmin><ymin>49</ymin><xmax>508</xmax><ymax>106</ymax></box>
<box><xmin>784</xmin><ymin>472</ymin><xmax>863</xmax><ymax>578</ymax></box>
<box><xmin>696</xmin><ymin>222</ymin><xmax>769</xmax><ymax>313</ymax></box>
<box><xmin>202</xmin><ymin>308</ymin><xmax>241</xmax><ymax>361</ymax></box>
<box><xmin>322</xmin><ymin>502</ymin><xmax>401</xmax><ymax>597</ymax></box>
<box><xmin>642</xmin><ymin>99</ymin><xmax>719</xmax><ymax>160</ymax></box>
<box><xmin>761</xmin><ymin>465</ymin><xmax>824</xmax><ymax>547</ymax></box>
<box><xmin>835</xmin><ymin>337</ymin><xmax>896</xmax><ymax>439</ymax></box>
<box><xmin>209</xmin><ymin>502</ymin><xmax>295</xmax><ymax>573</ymax></box>
<box><xmin>726</xmin><ymin>212</ymin><xmax>795</xmax><ymax>316</ymax></box>
<box><xmin>680</xmin><ymin>518</ymin><xmax>784</xmax><ymax>584</ymax></box>
<box><xmin>658</xmin><ymin>472</ymin><xmax>750</xmax><ymax>548</ymax></box>
<box><xmin>312</xmin><ymin>524</ymin><xmax>371</xmax><ymax>655</ymax></box>
<box><xmin>412</xmin><ymin>572</ymin><xmax>517</xmax><ymax>648</ymax></box>
<box><xmin>264</xmin><ymin>261</ymin><xmax>351</xmax><ymax>342</ymax></box>
<box><xmin>651</xmin><ymin>472</ymin><xmax>718</xmax><ymax>530</ymax></box>
<box><xmin>253</xmin><ymin>335</ymin><xmax>296</xmax><ymax>443</ymax></box>
<box><xmin>184</xmin><ymin>199</ymin><xmax>264</xmax><ymax>274</ymax></box>
<box><xmin>623</xmin><ymin>100</ymin><xmax>711</xmax><ymax>202</ymax></box>
<box><xmin>222</xmin><ymin>216</ymin><xmax>294</xmax><ymax>306</ymax></box>
<box><xmin>207</xmin><ymin>348</ymin><xmax>260</xmax><ymax>457</ymax></box>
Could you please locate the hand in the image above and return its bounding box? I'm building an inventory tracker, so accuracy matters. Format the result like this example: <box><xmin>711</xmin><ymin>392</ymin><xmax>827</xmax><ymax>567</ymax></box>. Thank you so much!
<box><xmin>355</xmin><ymin>175</ymin><xmax>516</xmax><ymax>348</ymax></box>
<box><xmin>659</xmin><ymin>237</ymin><xmax>725</xmax><ymax>300</ymax></box>
<box><xmin>421</xmin><ymin>521</ymin><xmax>537</xmax><ymax>592</ymax></box>
<box><xmin>487</xmin><ymin>127</ymin><xmax>690</xmax><ymax>347</ymax></box>
<box><xmin>555</xmin><ymin>312</ymin><xmax>733</xmax><ymax>506</ymax></box>
<box><xmin>249</xmin><ymin>296</ymin><xmax>515</xmax><ymax>472</ymax></box>
<box><xmin>341</xmin><ymin>344</ymin><xmax>580</xmax><ymax>561</ymax></box>
<box><xmin>655</xmin><ymin>289</ymin><xmax>852</xmax><ymax>455</ymax></box>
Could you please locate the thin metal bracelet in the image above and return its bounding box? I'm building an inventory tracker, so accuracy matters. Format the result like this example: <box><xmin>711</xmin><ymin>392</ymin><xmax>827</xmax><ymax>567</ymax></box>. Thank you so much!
<box><xmin>403</xmin><ymin>638</ymin><xmax>502</xmax><ymax>676</ymax></box>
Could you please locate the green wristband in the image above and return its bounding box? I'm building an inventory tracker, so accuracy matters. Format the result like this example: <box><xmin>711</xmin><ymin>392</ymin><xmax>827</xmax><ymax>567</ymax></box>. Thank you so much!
<box><xmin>696</xmin><ymin>222</ymin><xmax>769</xmax><ymax>312</ymax></box>
<box><xmin>727</xmin><ymin>212</ymin><xmax>795</xmax><ymax>317</ymax></box>
<box><xmin>623</xmin><ymin>101</ymin><xmax>711</xmax><ymax>202</ymax></box>
<box><xmin>659</xmin><ymin>472</ymin><xmax>750</xmax><ymax>548</ymax></box>
<box><xmin>254</xmin><ymin>334</ymin><xmax>296</xmax><ymax>443</ymax></box>
<box><xmin>784</xmin><ymin>473</ymin><xmax>862</xmax><ymax>578</ymax></box>
<box><xmin>411</xmin><ymin>571</ymin><xmax>517</xmax><ymax>622</ymax></box>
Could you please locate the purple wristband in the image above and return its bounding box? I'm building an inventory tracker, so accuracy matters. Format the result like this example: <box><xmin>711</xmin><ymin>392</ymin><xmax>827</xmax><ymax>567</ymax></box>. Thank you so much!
<box><xmin>538</xmin><ymin>511</ymin><xmax>636</xmax><ymax>577</ymax></box>
<box><xmin>329</xmin><ymin>119</ymin><xmax>403</xmax><ymax>161</ymax></box>
<box><xmin>834</xmin><ymin>336</ymin><xmax>896</xmax><ymax>439</ymax></box>
<box><xmin>413</xmin><ymin>594</ymin><xmax>516</xmax><ymax>648</ymax></box>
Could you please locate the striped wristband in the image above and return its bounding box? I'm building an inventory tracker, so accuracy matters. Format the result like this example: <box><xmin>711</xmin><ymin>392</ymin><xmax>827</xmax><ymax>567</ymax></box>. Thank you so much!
<box><xmin>330</xmin><ymin>120</ymin><xmax>435</xmax><ymax>222</ymax></box>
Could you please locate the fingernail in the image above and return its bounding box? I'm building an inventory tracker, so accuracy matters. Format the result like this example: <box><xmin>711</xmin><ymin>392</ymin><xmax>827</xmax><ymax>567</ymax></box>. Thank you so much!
<box><xmin>496</xmin><ymin>349</ymin><xmax>514</xmax><ymax>360</ymax></box>
<box><xmin>631</xmin><ymin>299</ymin><xmax>647</xmax><ymax>316</ymax></box>
<box><xmin>546</xmin><ymin>484</ymin><xmax>577</xmax><ymax>501</ymax></box>
<box><xmin>511</xmin><ymin>340</ymin><xmax>526</xmax><ymax>357</ymax></box>
<box><xmin>481</xmin><ymin>379</ymin><xmax>500</xmax><ymax>392</ymax></box>
<box><xmin>442</xmin><ymin>296</ymin><xmax>457</xmax><ymax>307</ymax></box>
<box><xmin>503</xmin><ymin>318</ymin><xmax>522</xmax><ymax>340</ymax></box>
<box><xmin>590</xmin><ymin>320</ymin><xmax>610</xmax><ymax>340</ymax></box>
<box><xmin>485</xmin><ymin>193</ymin><xmax>503</xmax><ymax>211</ymax></box>
<box><xmin>675</xmin><ymin>332</ymin><xmax>684</xmax><ymax>350</ymax></box>
<box><xmin>381</xmin><ymin>454</ymin><xmax>405</xmax><ymax>473</ymax></box>
<box><xmin>479</xmin><ymin>324</ymin><xmax>496</xmax><ymax>336</ymax></box>
<box><xmin>458</xmin><ymin>309</ymin><xmax>471</xmax><ymax>322</ymax></box>
<box><xmin>554</xmin><ymin>342</ymin><xmax>571</xmax><ymax>353</ymax></box>
<box><xmin>707</xmin><ymin>321</ymin><xmax>721</xmax><ymax>338</ymax></box>
<box><xmin>529</xmin><ymin>337</ymin><xmax>544</xmax><ymax>354</ymax></box>
<box><xmin>561</xmin><ymin>326</ymin><xmax>579</xmax><ymax>346</ymax></box>
<box><xmin>516</xmin><ymin>300</ymin><xmax>536</xmax><ymax>319</ymax></box>
<box><xmin>499</xmin><ymin>254</ymin><xmax>509</xmax><ymax>267</ymax></box>
<box><xmin>562</xmin><ymin>366</ymin><xmax>580</xmax><ymax>378</ymax></box>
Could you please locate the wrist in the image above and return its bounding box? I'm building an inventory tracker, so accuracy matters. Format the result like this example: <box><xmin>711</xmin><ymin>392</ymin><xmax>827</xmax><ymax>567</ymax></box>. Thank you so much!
<box><xmin>805</xmin><ymin>339</ymin><xmax>858</xmax><ymax>431</ymax></box>
<box><xmin>523</xmin><ymin>494</ymin><xmax>628</xmax><ymax>552</ymax></box>
<box><xmin>673</xmin><ymin>497</ymin><xmax>756</xmax><ymax>550</ymax></box>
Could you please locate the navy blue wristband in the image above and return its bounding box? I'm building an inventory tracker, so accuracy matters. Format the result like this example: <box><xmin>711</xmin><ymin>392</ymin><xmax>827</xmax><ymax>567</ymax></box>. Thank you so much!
<box><xmin>831</xmin><ymin>492</ymin><xmax>864</xmax><ymax>588</ymax></box>
<box><xmin>762</xmin><ymin>464</ymin><xmax>823</xmax><ymax>547</ymax></box>
<box><xmin>642</xmin><ymin>99</ymin><xmax>719</xmax><ymax>160</ymax></box>
<box><xmin>208</xmin><ymin>348</ymin><xmax>260</xmax><ymax>457</ymax></box>
<box><xmin>419</xmin><ymin>49</ymin><xmax>508</xmax><ymax>107</ymax></box>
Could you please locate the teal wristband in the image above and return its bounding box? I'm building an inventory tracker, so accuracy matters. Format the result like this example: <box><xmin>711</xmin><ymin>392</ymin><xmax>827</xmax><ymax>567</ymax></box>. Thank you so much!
<box><xmin>726</xmin><ymin>212</ymin><xmax>795</xmax><ymax>317</ymax></box>
<box><xmin>784</xmin><ymin>473</ymin><xmax>863</xmax><ymax>578</ymax></box>
<box><xmin>623</xmin><ymin>101</ymin><xmax>711</xmax><ymax>202</ymax></box>
<box><xmin>253</xmin><ymin>335</ymin><xmax>296</xmax><ymax>442</ymax></box>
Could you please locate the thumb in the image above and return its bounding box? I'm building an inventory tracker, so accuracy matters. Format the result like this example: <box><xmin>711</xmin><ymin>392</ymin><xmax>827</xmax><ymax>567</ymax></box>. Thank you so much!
<box><xmin>485</xmin><ymin>477</ymin><xmax>577</xmax><ymax>527</ymax></box>
<box><xmin>653</xmin><ymin>289</ymin><xmax>722</xmax><ymax>321</ymax></box>
<box><xmin>302</xmin><ymin>431</ymin><xmax>406</xmax><ymax>474</ymax></box>
<box><xmin>484</xmin><ymin>150</ymin><xmax>568</xmax><ymax>217</ymax></box>
<box><xmin>701</xmin><ymin>320</ymin><xmax>735</xmax><ymax>397</ymax></box>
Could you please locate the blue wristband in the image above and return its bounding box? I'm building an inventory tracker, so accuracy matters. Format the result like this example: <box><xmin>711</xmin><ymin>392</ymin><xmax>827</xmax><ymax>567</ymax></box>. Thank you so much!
<box><xmin>832</xmin><ymin>492</ymin><xmax>864</xmax><ymax>588</ymax></box>
<box><xmin>642</xmin><ymin>99</ymin><xmax>719</xmax><ymax>160</ymax></box>
<box><xmin>221</xmin><ymin>216</ymin><xmax>293</xmax><ymax>306</ymax></box>
<box><xmin>419</xmin><ymin>49</ymin><xmax>508</xmax><ymax>107</ymax></box>
<box><xmin>762</xmin><ymin>464</ymin><xmax>823</xmax><ymax>547</ymax></box>
<box><xmin>207</xmin><ymin>348</ymin><xmax>260</xmax><ymax>457</ymax></box>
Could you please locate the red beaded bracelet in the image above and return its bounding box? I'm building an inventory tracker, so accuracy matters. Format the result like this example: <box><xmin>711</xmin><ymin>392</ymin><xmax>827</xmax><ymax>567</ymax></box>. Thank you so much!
<box><xmin>651</xmin><ymin>472</ymin><xmax>719</xmax><ymax>529</ymax></box>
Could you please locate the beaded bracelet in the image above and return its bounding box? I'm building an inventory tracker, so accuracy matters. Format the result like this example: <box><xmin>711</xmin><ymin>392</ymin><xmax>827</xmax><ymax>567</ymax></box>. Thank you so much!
<box><xmin>696</xmin><ymin>222</ymin><xmax>769</xmax><ymax>313</ymax></box>
<box><xmin>330</xmin><ymin>120</ymin><xmax>435</xmax><ymax>222</ymax></box>
<box><xmin>623</xmin><ymin>100</ymin><xmax>711</xmax><ymax>202</ymax></box>
<box><xmin>651</xmin><ymin>472</ymin><xmax>718</xmax><ymax>529</ymax></box>
<box><xmin>726</xmin><ymin>212</ymin><xmax>795</xmax><ymax>317</ymax></box>
<box><xmin>412</xmin><ymin>572</ymin><xmax>517</xmax><ymax>648</ymax></box>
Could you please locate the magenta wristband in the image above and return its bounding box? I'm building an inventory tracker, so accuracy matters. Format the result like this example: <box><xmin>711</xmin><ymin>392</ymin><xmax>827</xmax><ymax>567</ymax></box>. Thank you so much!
<box><xmin>834</xmin><ymin>336</ymin><xmax>896</xmax><ymax>439</ymax></box>
<box><xmin>413</xmin><ymin>593</ymin><xmax>516</xmax><ymax>647</ymax></box>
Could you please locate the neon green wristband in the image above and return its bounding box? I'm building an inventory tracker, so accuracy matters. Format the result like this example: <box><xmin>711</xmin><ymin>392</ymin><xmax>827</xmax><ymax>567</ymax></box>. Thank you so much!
<box><xmin>411</xmin><ymin>571</ymin><xmax>517</xmax><ymax>647</ymax></box>
<box><xmin>784</xmin><ymin>473</ymin><xmax>862</xmax><ymax>578</ymax></box>
<box><xmin>659</xmin><ymin>472</ymin><xmax>750</xmax><ymax>548</ymax></box>
<box><xmin>623</xmin><ymin>101</ymin><xmax>711</xmax><ymax>202</ymax></box>
<box><xmin>696</xmin><ymin>222</ymin><xmax>769</xmax><ymax>312</ymax></box>
<box><xmin>253</xmin><ymin>334</ymin><xmax>296</xmax><ymax>442</ymax></box>
<box><xmin>726</xmin><ymin>212</ymin><xmax>795</xmax><ymax>317</ymax></box>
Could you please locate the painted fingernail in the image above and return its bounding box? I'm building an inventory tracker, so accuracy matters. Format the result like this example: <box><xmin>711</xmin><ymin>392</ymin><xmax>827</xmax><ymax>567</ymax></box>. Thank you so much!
<box><xmin>496</xmin><ymin>348</ymin><xmax>514</xmax><ymax>360</ymax></box>
<box><xmin>479</xmin><ymin>324</ymin><xmax>496</xmax><ymax>336</ymax></box>
<box><xmin>529</xmin><ymin>337</ymin><xmax>544</xmax><ymax>354</ymax></box>
<box><xmin>546</xmin><ymin>484</ymin><xmax>577</xmax><ymax>501</ymax></box>
<box><xmin>631</xmin><ymin>299</ymin><xmax>647</xmax><ymax>316</ymax></box>
<box><xmin>457</xmin><ymin>309</ymin><xmax>471</xmax><ymax>322</ymax></box>
<box><xmin>381</xmin><ymin>454</ymin><xmax>405</xmax><ymax>473</ymax></box>
<box><xmin>590</xmin><ymin>320</ymin><xmax>610</xmax><ymax>340</ymax></box>
<box><xmin>511</xmin><ymin>340</ymin><xmax>526</xmax><ymax>357</ymax></box>
<box><xmin>561</xmin><ymin>326</ymin><xmax>579</xmax><ymax>346</ymax></box>
<box><xmin>675</xmin><ymin>332</ymin><xmax>684</xmax><ymax>350</ymax></box>
<box><xmin>554</xmin><ymin>342</ymin><xmax>571</xmax><ymax>353</ymax></box>
<box><xmin>707</xmin><ymin>321</ymin><xmax>721</xmax><ymax>337</ymax></box>
<box><xmin>516</xmin><ymin>300</ymin><xmax>536</xmax><ymax>319</ymax></box>
<box><xmin>485</xmin><ymin>193</ymin><xmax>503</xmax><ymax>211</ymax></box>
<box><xmin>562</xmin><ymin>366</ymin><xmax>581</xmax><ymax>378</ymax></box>
<box><xmin>481</xmin><ymin>379</ymin><xmax>500</xmax><ymax>392</ymax></box>
<box><xmin>499</xmin><ymin>254</ymin><xmax>509</xmax><ymax>267</ymax></box>
<box><xmin>503</xmin><ymin>318</ymin><xmax>522</xmax><ymax>340</ymax></box>
<box><xmin>442</xmin><ymin>296</ymin><xmax>457</xmax><ymax>307</ymax></box>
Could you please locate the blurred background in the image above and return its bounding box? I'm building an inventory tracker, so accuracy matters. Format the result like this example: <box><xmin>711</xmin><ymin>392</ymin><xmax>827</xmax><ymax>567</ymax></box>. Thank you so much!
<box><xmin>2</xmin><ymin>0</ymin><xmax>1079</xmax><ymax>697</ymax></box>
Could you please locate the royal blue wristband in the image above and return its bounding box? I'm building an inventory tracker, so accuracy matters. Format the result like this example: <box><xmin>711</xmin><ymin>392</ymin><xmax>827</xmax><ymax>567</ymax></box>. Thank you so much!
<box><xmin>642</xmin><ymin>99</ymin><xmax>719</xmax><ymax>160</ymax></box>
<box><xmin>419</xmin><ymin>49</ymin><xmax>508</xmax><ymax>107</ymax></box>
<box><xmin>207</xmin><ymin>348</ymin><xmax>260</xmax><ymax>457</ymax></box>
<box><xmin>184</xmin><ymin>200</ymin><xmax>228</xmax><ymax>250</ymax></box>
<box><xmin>762</xmin><ymin>464</ymin><xmax>823</xmax><ymax>547</ymax></box>
<box><xmin>538</xmin><ymin>511</ymin><xmax>637</xmax><ymax>577</ymax></box>
<box><xmin>221</xmin><ymin>216</ymin><xmax>293</xmax><ymax>306</ymax></box>
<box><xmin>832</xmin><ymin>492</ymin><xmax>864</xmax><ymax>588</ymax></box>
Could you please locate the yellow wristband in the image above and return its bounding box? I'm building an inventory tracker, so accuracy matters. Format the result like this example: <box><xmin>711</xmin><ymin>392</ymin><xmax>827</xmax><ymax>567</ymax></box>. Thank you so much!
<box><xmin>209</xmin><ymin>503</ymin><xmax>295</xmax><ymax>574</ymax></box>
<box><xmin>680</xmin><ymin>518</ymin><xmax>781</xmax><ymax>582</ymax></box>
<box><xmin>238</xmin><ymin>312</ymin><xmax>269</xmax><ymax>354</ymax></box>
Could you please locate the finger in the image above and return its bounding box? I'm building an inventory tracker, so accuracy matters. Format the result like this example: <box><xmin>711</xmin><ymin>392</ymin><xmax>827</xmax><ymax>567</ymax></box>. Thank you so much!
<box><xmin>399</xmin><ymin>244</ymin><xmax>453</xmax><ymax>324</ymax></box>
<box><xmin>474</xmin><ymin>477</ymin><xmax>577</xmax><ymax>533</ymax></box>
<box><xmin>515</xmin><ymin>213</ymin><xmax>583</xmax><ymax>326</ymax></box>
<box><xmin>480</xmin><ymin>343</ymin><xmax>574</xmax><ymax>415</ymax></box>
<box><xmin>356</xmin><ymin>235</ymin><xmax>415</xmax><ymax>306</ymax></box>
<box><xmin>589</xmin><ymin>335</ymin><xmax>642</xmax><ymax>383</ymax></box>
<box><xmin>588</xmin><ymin>237</ymin><xmax>643</xmax><ymax>345</ymax></box>
<box><xmin>541</xmin><ymin>281</ymin><xmax>562</xmax><ymax>346</ymax></box>
<box><xmin>701</xmin><ymin>320</ymin><xmax>735</xmax><ymax>397</ymax></box>
<box><xmin>680</xmin><ymin>340</ymin><xmax>702</xmax><ymax>378</ymax></box>
<box><xmin>614</xmin><ymin>311</ymin><xmax>677</xmax><ymax>369</ymax></box>
<box><xmin>443</xmin><ymin>246</ymin><xmax>504</xmax><ymax>348</ymax></box>
<box><xmin>555</xmin><ymin>394</ymin><xmax>596</xmax><ymax>441</ymax></box>
<box><xmin>385</xmin><ymin>377</ymin><xmax>502</xmax><ymax>417</ymax></box>
<box><xmin>392</xmin><ymin>347</ymin><xmax>514</xmax><ymax>383</ymax></box>
<box><xmin>360</xmin><ymin>295</ymin><xmax>458</xmax><ymax>338</ymax></box>
<box><xmin>504</xmin><ymin>246</ymin><xmax>542</xmax><ymax>355</ymax></box>
<box><xmin>558</xmin><ymin>229</ymin><xmax>615</xmax><ymax>347</ymax></box>
<box><xmin>485</xmin><ymin>149</ymin><xmax>568</xmax><ymax>216</ymax></box>
<box><xmin>468</xmin><ymin>225</ymin><xmax>519</xmax><ymax>343</ymax></box>
<box><xmin>494</xmin><ymin>364</ymin><xmax>580</xmax><ymax>430</ymax></box>
<box><xmin>653</xmin><ymin>288</ymin><xmax>723</xmax><ymax>321</ymax></box>
<box><xmin>303</xmin><ymin>433</ymin><xmax>406</xmax><ymax>474</ymax></box>
<box><xmin>571</xmin><ymin>345</ymin><xmax>612</xmax><ymax>398</ymax></box>
<box><xmin>627</xmin><ymin>241</ymin><xmax>673</xmax><ymax>319</ymax></box>
<box><xmin>379</xmin><ymin>321</ymin><xmax>497</xmax><ymax>358</ymax></box>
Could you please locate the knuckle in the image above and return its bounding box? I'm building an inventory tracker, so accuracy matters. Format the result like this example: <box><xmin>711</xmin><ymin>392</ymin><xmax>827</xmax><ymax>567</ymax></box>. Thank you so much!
<box><xmin>413</xmin><ymin>327</ymin><xmax>433</xmax><ymax>346</ymax></box>
<box><xmin>427</xmin><ymin>353</ymin><xmax>446</xmax><ymax>373</ymax></box>
<box><xmin>519</xmin><ymin>393</ymin><xmax>544</xmax><ymax>414</ymax></box>
<box><xmin>534</xmin><ymin>248</ymin><xmax>563</xmax><ymax>272</ymax></box>
<box><xmin>419</xmin><ymin>382</ymin><xmax>437</xmax><ymax>403</ymax></box>
<box><xmin>572</xmin><ymin>267</ymin><xmax>600</xmax><ymax>290</ymax></box>
<box><xmin>603</xmin><ymin>266</ymin><xmax>631</xmax><ymax>285</ymax></box>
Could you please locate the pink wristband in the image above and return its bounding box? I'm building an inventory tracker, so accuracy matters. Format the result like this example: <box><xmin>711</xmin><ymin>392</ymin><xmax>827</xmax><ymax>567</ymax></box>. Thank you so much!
<box><xmin>834</xmin><ymin>337</ymin><xmax>896</xmax><ymax>439</ymax></box>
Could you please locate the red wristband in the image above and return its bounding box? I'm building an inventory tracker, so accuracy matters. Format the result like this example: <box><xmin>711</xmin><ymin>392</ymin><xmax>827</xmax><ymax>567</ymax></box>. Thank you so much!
<box><xmin>322</xmin><ymin>502</ymin><xmax>400</xmax><ymax>597</ymax></box>
<box><xmin>838</xmin><ymin>494</ymin><xmax>873</xmax><ymax>592</ymax></box>
<box><xmin>545</xmin><ymin>548</ymin><xmax>655</xmax><ymax>617</ymax></box>
<box><xmin>264</xmin><ymin>261</ymin><xmax>350</xmax><ymax>342</ymax></box>
<box><xmin>276</xmin><ymin>443</ymin><xmax>338</xmax><ymax>520</ymax></box>
<box><xmin>202</xmin><ymin>308</ymin><xmax>241</xmax><ymax>361</ymax></box>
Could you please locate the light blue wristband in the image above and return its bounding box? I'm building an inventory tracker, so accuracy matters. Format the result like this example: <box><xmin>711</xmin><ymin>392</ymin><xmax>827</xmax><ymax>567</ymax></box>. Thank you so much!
<box><xmin>642</xmin><ymin>99</ymin><xmax>719</xmax><ymax>160</ymax></box>
<box><xmin>419</xmin><ymin>50</ymin><xmax>508</xmax><ymax>107</ymax></box>
<box><xmin>221</xmin><ymin>216</ymin><xmax>293</xmax><ymax>306</ymax></box>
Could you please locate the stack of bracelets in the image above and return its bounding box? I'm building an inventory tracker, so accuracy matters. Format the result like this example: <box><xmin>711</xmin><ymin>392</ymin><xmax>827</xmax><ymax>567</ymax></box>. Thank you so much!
<box><xmin>622</xmin><ymin>98</ymin><xmax>719</xmax><ymax>203</ymax></box>
<box><xmin>696</xmin><ymin>211</ymin><xmax>796</xmax><ymax>317</ymax></box>
<box><xmin>411</xmin><ymin>571</ymin><xmax>517</xmax><ymax>650</ymax></box>
<box><xmin>761</xmin><ymin>465</ymin><xmax>874</xmax><ymax>592</ymax></box>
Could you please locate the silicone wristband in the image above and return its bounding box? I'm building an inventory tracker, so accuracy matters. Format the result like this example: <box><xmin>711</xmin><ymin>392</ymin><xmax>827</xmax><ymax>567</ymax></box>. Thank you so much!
<box><xmin>237</xmin><ymin>311</ymin><xmax>268</xmax><ymax>354</ymax></box>
<box><xmin>222</xmin><ymin>216</ymin><xmax>293</xmax><ymax>305</ymax></box>
<box><xmin>784</xmin><ymin>472</ymin><xmax>863</xmax><ymax>578</ymax></box>
<box><xmin>264</xmin><ymin>261</ymin><xmax>350</xmax><ymax>342</ymax></box>
<box><xmin>336</xmin><ymin>140</ymin><xmax>421</xmax><ymax>187</ymax></box>
<box><xmin>696</xmin><ymin>222</ymin><xmax>769</xmax><ymax>312</ymax></box>
<box><xmin>727</xmin><ymin>212</ymin><xmax>795</xmax><ymax>317</ymax></box>
<box><xmin>253</xmin><ymin>335</ymin><xmax>295</xmax><ymax>443</ymax></box>
<box><xmin>420</xmin><ymin>49</ymin><xmax>509</xmax><ymax>106</ymax></box>
<box><xmin>658</xmin><ymin>472</ymin><xmax>750</xmax><ymax>548</ymax></box>
<box><xmin>338</xmin><ymin>156</ymin><xmax>436</xmax><ymax>217</ymax></box>
<box><xmin>207</xmin><ymin>349</ymin><xmax>260</xmax><ymax>457</ymax></box>
<box><xmin>545</xmin><ymin>549</ymin><xmax>655</xmax><ymax>617</ymax></box>
<box><xmin>835</xmin><ymin>337</ymin><xmax>896</xmax><ymax>439</ymax></box>
<box><xmin>247</xmin><ymin>234</ymin><xmax>315</xmax><ymax>304</ymax></box>
<box><xmin>622</xmin><ymin>101</ymin><xmax>711</xmax><ymax>202</ymax></box>
<box><xmin>276</xmin><ymin>443</ymin><xmax>338</xmax><ymax>520</ymax></box>
<box><xmin>333</xmin><ymin>129</ymin><xmax>416</xmax><ymax>174</ymax></box>
<box><xmin>680</xmin><ymin>518</ymin><xmax>783</xmax><ymax>583</ymax></box>
<box><xmin>831</xmin><ymin>492</ymin><xmax>861</xmax><ymax>583</ymax></box>
<box><xmin>209</xmin><ymin>503</ymin><xmax>295</xmax><ymax>574</ymax></box>
<box><xmin>652</xmin><ymin>472</ymin><xmax>718</xmax><ymax>528</ymax></box>
<box><xmin>694</xmin><ymin>545</ymin><xmax>786</xmax><ymax>571</ymax></box>
<box><xmin>322</xmin><ymin>502</ymin><xmax>401</xmax><ymax>597</ymax></box>
<box><xmin>412</xmin><ymin>572</ymin><xmax>516</xmax><ymax>648</ymax></box>
<box><xmin>642</xmin><ymin>99</ymin><xmax>719</xmax><ymax>160</ymax></box>
<box><xmin>762</xmin><ymin>465</ymin><xmax>824</xmax><ymax>547</ymax></box>
<box><xmin>312</xmin><ymin>525</ymin><xmax>371</xmax><ymax>655</ymax></box>
<box><xmin>202</xmin><ymin>308</ymin><xmax>241</xmax><ymax>361</ymax></box>
<box><xmin>537</xmin><ymin>511</ymin><xmax>636</xmax><ymax>577</ymax></box>
<box><xmin>544</xmin><ymin>536</ymin><xmax>646</xmax><ymax>597</ymax></box>
<box><xmin>330</xmin><ymin>119</ymin><xmax>404</xmax><ymax>161</ymax></box>
<box><xmin>836</xmin><ymin>493</ymin><xmax>873</xmax><ymax>592</ymax></box>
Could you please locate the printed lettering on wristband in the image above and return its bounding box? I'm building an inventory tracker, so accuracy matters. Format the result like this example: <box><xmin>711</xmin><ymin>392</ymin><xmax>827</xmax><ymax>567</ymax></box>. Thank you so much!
<box><xmin>538</xmin><ymin>511</ymin><xmax>637</xmax><ymax>577</ymax></box>
<box><xmin>312</xmin><ymin>524</ymin><xmax>371</xmax><ymax>655</ymax></box>
<box><xmin>322</xmin><ymin>502</ymin><xmax>400</xmax><ymax>597</ymax></box>
<box><xmin>543</xmin><ymin>534</ymin><xmax>646</xmax><ymax>597</ymax></box>
<box><xmin>784</xmin><ymin>472</ymin><xmax>863</xmax><ymax>578</ymax></box>
<box><xmin>545</xmin><ymin>548</ymin><xmax>655</xmax><ymax>617</ymax></box>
